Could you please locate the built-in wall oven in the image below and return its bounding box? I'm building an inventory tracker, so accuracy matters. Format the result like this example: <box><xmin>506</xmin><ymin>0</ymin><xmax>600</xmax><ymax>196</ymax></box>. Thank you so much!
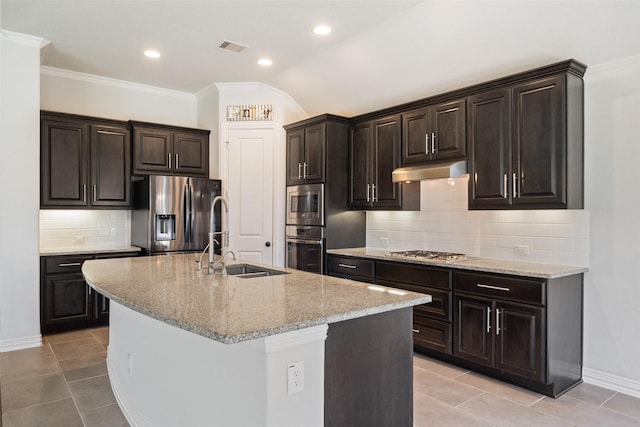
<box><xmin>286</xmin><ymin>184</ymin><xmax>325</xmax><ymax>274</ymax></box>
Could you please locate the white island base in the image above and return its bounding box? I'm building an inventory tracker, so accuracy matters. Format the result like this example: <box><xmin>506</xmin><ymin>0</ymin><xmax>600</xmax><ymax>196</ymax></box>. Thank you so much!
<box><xmin>108</xmin><ymin>302</ymin><xmax>328</xmax><ymax>427</ymax></box>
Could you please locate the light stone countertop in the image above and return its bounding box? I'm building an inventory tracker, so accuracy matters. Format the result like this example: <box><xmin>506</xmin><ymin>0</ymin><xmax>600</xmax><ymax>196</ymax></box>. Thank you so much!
<box><xmin>40</xmin><ymin>246</ymin><xmax>142</xmax><ymax>256</ymax></box>
<box><xmin>82</xmin><ymin>254</ymin><xmax>431</xmax><ymax>344</ymax></box>
<box><xmin>327</xmin><ymin>248</ymin><xmax>588</xmax><ymax>279</ymax></box>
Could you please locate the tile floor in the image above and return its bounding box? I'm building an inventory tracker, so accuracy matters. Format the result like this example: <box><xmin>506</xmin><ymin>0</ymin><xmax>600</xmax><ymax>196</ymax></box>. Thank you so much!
<box><xmin>1</xmin><ymin>328</ymin><xmax>639</xmax><ymax>426</ymax></box>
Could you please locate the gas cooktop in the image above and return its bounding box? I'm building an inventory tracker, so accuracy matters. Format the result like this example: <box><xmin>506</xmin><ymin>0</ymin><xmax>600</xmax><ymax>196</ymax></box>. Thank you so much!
<box><xmin>385</xmin><ymin>250</ymin><xmax>468</xmax><ymax>262</ymax></box>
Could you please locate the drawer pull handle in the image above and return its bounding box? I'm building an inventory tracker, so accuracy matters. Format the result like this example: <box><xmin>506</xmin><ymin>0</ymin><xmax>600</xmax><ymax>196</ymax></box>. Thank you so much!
<box><xmin>59</xmin><ymin>262</ymin><xmax>82</xmax><ymax>267</ymax></box>
<box><xmin>496</xmin><ymin>308</ymin><xmax>502</xmax><ymax>336</ymax></box>
<box><xmin>338</xmin><ymin>263</ymin><xmax>357</xmax><ymax>269</ymax></box>
<box><xmin>477</xmin><ymin>284</ymin><xmax>511</xmax><ymax>292</ymax></box>
<box><xmin>412</xmin><ymin>329</ymin><xmax>420</xmax><ymax>334</ymax></box>
<box><xmin>486</xmin><ymin>307</ymin><xmax>492</xmax><ymax>333</ymax></box>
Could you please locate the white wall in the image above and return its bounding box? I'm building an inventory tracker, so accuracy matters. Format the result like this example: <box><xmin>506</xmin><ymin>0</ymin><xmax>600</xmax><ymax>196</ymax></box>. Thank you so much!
<box><xmin>196</xmin><ymin>84</ymin><xmax>220</xmax><ymax>178</ymax></box>
<box><xmin>582</xmin><ymin>56</ymin><xmax>640</xmax><ymax>395</ymax></box>
<box><xmin>0</xmin><ymin>31</ymin><xmax>47</xmax><ymax>351</ymax></box>
<box><xmin>40</xmin><ymin>67</ymin><xmax>197</xmax><ymax>126</ymax></box>
<box><xmin>367</xmin><ymin>177</ymin><xmax>590</xmax><ymax>267</ymax></box>
<box><xmin>215</xmin><ymin>82</ymin><xmax>306</xmax><ymax>267</ymax></box>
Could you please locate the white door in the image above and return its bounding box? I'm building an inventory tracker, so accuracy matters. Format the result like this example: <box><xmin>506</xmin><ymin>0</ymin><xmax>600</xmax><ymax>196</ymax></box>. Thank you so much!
<box><xmin>226</xmin><ymin>128</ymin><xmax>274</xmax><ymax>265</ymax></box>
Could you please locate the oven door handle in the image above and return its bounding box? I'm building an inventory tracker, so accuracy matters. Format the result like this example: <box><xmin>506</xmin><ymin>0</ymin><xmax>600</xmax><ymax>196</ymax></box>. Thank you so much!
<box><xmin>287</xmin><ymin>238</ymin><xmax>322</xmax><ymax>245</ymax></box>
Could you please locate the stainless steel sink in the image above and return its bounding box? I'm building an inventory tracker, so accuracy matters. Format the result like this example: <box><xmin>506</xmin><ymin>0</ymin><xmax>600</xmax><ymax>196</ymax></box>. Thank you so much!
<box><xmin>225</xmin><ymin>264</ymin><xmax>289</xmax><ymax>278</ymax></box>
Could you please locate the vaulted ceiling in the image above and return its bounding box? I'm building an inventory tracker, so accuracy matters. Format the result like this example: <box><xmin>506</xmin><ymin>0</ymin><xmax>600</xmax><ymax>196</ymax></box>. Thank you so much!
<box><xmin>2</xmin><ymin>1</ymin><xmax>639</xmax><ymax>117</ymax></box>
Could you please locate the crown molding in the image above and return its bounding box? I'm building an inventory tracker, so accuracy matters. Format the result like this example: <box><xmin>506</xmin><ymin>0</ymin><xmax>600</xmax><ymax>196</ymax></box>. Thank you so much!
<box><xmin>213</xmin><ymin>81</ymin><xmax>305</xmax><ymax>113</ymax></box>
<box><xmin>40</xmin><ymin>66</ymin><xmax>196</xmax><ymax>100</ymax></box>
<box><xmin>584</xmin><ymin>55</ymin><xmax>640</xmax><ymax>83</ymax></box>
<box><xmin>1</xmin><ymin>30</ymin><xmax>50</xmax><ymax>49</ymax></box>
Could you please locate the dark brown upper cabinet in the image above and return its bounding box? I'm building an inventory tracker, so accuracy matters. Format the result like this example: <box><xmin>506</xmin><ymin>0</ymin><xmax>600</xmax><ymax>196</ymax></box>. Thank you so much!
<box><xmin>468</xmin><ymin>61</ymin><xmax>585</xmax><ymax>209</ymax></box>
<box><xmin>286</xmin><ymin>122</ymin><xmax>326</xmax><ymax>185</ymax></box>
<box><xmin>402</xmin><ymin>99</ymin><xmax>466</xmax><ymax>165</ymax></box>
<box><xmin>41</xmin><ymin>112</ymin><xmax>131</xmax><ymax>209</ymax></box>
<box><xmin>131</xmin><ymin>121</ymin><xmax>209</xmax><ymax>177</ymax></box>
<box><xmin>349</xmin><ymin>115</ymin><xmax>419</xmax><ymax>210</ymax></box>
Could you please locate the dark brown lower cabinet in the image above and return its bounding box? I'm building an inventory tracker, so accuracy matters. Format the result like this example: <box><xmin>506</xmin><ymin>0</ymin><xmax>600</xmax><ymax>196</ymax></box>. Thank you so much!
<box><xmin>40</xmin><ymin>252</ymin><xmax>136</xmax><ymax>333</ymax></box>
<box><xmin>326</xmin><ymin>253</ymin><xmax>583</xmax><ymax>397</ymax></box>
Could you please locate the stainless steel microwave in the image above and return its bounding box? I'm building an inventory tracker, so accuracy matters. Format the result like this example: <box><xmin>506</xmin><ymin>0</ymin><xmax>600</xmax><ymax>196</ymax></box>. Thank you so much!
<box><xmin>286</xmin><ymin>184</ymin><xmax>324</xmax><ymax>226</ymax></box>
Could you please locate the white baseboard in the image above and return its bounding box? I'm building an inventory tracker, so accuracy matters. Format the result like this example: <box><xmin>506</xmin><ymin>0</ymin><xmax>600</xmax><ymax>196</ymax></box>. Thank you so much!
<box><xmin>0</xmin><ymin>334</ymin><xmax>42</xmax><ymax>352</ymax></box>
<box><xmin>583</xmin><ymin>367</ymin><xmax>640</xmax><ymax>398</ymax></box>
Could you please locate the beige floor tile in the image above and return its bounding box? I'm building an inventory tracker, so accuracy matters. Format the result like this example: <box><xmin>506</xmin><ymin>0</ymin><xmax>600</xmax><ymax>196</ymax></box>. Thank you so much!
<box><xmin>1</xmin><ymin>398</ymin><xmax>83</xmax><ymax>427</ymax></box>
<box><xmin>0</xmin><ymin>373</ymin><xmax>70</xmax><ymax>413</ymax></box>
<box><xmin>565</xmin><ymin>382</ymin><xmax>616</xmax><ymax>405</ymax></box>
<box><xmin>81</xmin><ymin>403</ymin><xmax>130</xmax><ymax>427</ymax></box>
<box><xmin>414</xmin><ymin>390</ymin><xmax>494</xmax><ymax>427</ymax></box>
<box><xmin>59</xmin><ymin>353</ymin><xmax>107</xmax><ymax>383</ymax></box>
<box><xmin>459</xmin><ymin>393</ymin><xmax>573</xmax><ymax>427</ymax></box>
<box><xmin>0</xmin><ymin>345</ymin><xmax>53</xmax><ymax>367</ymax></box>
<box><xmin>45</xmin><ymin>330</ymin><xmax>93</xmax><ymax>345</ymax></box>
<box><xmin>68</xmin><ymin>374</ymin><xmax>116</xmax><ymax>413</ymax></box>
<box><xmin>89</xmin><ymin>327</ymin><xmax>109</xmax><ymax>347</ymax></box>
<box><xmin>50</xmin><ymin>338</ymin><xmax>106</xmax><ymax>362</ymax></box>
<box><xmin>0</xmin><ymin>352</ymin><xmax>60</xmax><ymax>383</ymax></box>
<box><xmin>603</xmin><ymin>392</ymin><xmax>640</xmax><ymax>420</ymax></box>
<box><xmin>414</xmin><ymin>366</ymin><xmax>484</xmax><ymax>407</ymax></box>
<box><xmin>454</xmin><ymin>371</ymin><xmax>544</xmax><ymax>406</ymax></box>
<box><xmin>532</xmin><ymin>395</ymin><xmax>640</xmax><ymax>426</ymax></box>
<box><xmin>413</xmin><ymin>354</ymin><xmax>470</xmax><ymax>378</ymax></box>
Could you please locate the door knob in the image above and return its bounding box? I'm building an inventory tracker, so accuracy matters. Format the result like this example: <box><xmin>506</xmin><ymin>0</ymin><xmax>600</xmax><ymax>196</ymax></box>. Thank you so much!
<box><xmin>265</xmin><ymin>241</ymin><xmax>271</xmax><ymax>247</ymax></box>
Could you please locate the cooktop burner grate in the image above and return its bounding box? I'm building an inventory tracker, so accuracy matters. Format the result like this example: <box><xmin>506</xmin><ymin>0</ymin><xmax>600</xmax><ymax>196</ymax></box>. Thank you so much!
<box><xmin>385</xmin><ymin>250</ymin><xmax>467</xmax><ymax>262</ymax></box>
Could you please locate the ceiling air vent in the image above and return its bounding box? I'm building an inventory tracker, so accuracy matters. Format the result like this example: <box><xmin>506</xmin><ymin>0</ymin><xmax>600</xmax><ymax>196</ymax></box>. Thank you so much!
<box><xmin>218</xmin><ymin>40</ymin><xmax>248</xmax><ymax>54</ymax></box>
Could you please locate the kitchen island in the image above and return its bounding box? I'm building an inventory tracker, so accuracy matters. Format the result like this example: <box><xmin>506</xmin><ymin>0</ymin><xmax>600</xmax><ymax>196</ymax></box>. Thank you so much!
<box><xmin>82</xmin><ymin>254</ymin><xmax>430</xmax><ymax>427</ymax></box>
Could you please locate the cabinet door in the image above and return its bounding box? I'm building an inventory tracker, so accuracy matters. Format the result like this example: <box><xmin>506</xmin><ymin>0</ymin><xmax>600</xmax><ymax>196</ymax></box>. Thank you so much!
<box><xmin>349</xmin><ymin>121</ymin><xmax>373</xmax><ymax>207</ymax></box>
<box><xmin>132</xmin><ymin>127</ymin><xmax>172</xmax><ymax>174</ymax></box>
<box><xmin>401</xmin><ymin>107</ymin><xmax>431</xmax><ymax>164</ymax></box>
<box><xmin>173</xmin><ymin>131</ymin><xmax>209</xmax><ymax>176</ymax></box>
<box><xmin>496</xmin><ymin>301</ymin><xmax>545</xmax><ymax>382</ymax></box>
<box><xmin>41</xmin><ymin>119</ymin><xmax>89</xmax><ymax>207</ymax></box>
<box><xmin>286</xmin><ymin>128</ymin><xmax>305</xmax><ymax>186</ymax></box>
<box><xmin>454</xmin><ymin>294</ymin><xmax>494</xmax><ymax>367</ymax></box>
<box><xmin>42</xmin><ymin>274</ymin><xmax>92</xmax><ymax>328</ymax></box>
<box><xmin>372</xmin><ymin>115</ymin><xmax>401</xmax><ymax>208</ymax></box>
<box><xmin>512</xmin><ymin>75</ymin><xmax>566</xmax><ymax>207</ymax></box>
<box><xmin>90</xmin><ymin>124</ymin><xmax>131</xmax><ymax>207</ymax></box>
<box><xmin>468</xmin><ymin>88</ymin><xmax>512</xmax><ymax>209</ymax></box>
<box><xmin>432</xmin><ymin>99</ymin><xmax>466</xmax><ymax>160</ymax></box>
<box><xmin>303</xmin><ymin>123</ymin><xmax>326</xmax><ymax>183</ymax></box>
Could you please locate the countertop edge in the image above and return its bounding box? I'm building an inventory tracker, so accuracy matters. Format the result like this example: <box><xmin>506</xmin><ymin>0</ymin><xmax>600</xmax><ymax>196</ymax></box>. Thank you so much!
<box><xmin>40</xmin><ymin>246</ymin><xmax>142</xmax><ymax>256</ymax></box>
<box><xmin>326</xmin><ymin>248</ymin><xmax>588</xmax><ymax>279</ymax></box>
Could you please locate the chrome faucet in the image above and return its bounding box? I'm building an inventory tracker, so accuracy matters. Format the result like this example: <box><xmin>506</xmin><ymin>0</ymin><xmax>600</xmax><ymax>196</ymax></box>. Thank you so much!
<box><xmin>220</xmin><ymin>249</ymin><xmax>237</xmax><ymax>277</ymax></box>
<box><xmin>208</xmin><ymin>195</ymin><xmax>230</xmax><ymax>274</ymax></box>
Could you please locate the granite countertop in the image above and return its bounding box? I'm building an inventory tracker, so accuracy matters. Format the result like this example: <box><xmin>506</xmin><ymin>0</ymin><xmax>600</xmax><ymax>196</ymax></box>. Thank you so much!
<box><xmin>82</xmin><ymin>254</ymin><xmax>430</xmax><ymax>344</ymax></box>
<box><xmin>40</xmin><ymin>246</ymin><xmax>142</xmax><ymax>256</ymax></box>
<box><xmin>327</xmin><ymin>248</ymin><xmax>588</xmax><ymax>279</ymax></box>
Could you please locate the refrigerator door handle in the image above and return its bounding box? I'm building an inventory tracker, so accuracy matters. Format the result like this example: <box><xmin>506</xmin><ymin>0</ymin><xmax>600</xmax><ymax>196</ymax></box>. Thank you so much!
<box><xmin>184</xmin><ymin>182</ymin><xmax>191</xmax><ymax>249</ymax></box>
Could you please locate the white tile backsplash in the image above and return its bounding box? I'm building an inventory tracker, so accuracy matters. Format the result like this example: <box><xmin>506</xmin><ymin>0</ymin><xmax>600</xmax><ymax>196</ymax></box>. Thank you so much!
<box><xmin>39</xmin><ymin>209</ymin><xmax>131</xmax><ymax>252</ymax></box>
<box><xmin>366</xmin><ymin>176</ymin><xmax>590</xmax><ymax>267</ymax></box>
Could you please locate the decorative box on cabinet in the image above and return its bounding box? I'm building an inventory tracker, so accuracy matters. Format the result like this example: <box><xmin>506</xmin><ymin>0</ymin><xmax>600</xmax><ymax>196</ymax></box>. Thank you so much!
<box><xmin>40</xmin><ymin>112</ymin><xmax>131</xmax><ymax>209</ymax></box>
<box><xmin>467</xmin><ymin>60</ymin><xmax>586</xmax><ymax>209</ymax></box>
<box><xmin>130</xmin><ymin>121</ymin><xmax>210</xmax><ymax>177</ymax></box>
<box><xmin>349</xmin><ymin>115</ymin><xmax>419</xmax><ymax>210</ymax></box>
<box><xmin>401</xmin><ymin>99</ymin><xmax>466</xmax><ymax>165</ymax></box>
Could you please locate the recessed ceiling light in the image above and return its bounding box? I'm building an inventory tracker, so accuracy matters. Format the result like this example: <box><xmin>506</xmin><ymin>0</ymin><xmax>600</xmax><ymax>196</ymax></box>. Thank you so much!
<box><xmin>313</xmin><ymin>25</ymin><xmax>331</xmax><ymax>36</ymax></box>
<box><xmin>258</xmin><ymin>58</ymin><xmax>273</xmax><ymax>67</ymax></box>
<box><xmin>144</xmin><ymin>50</ymin><xmax>161</xmax><ymax>59</ymax></box>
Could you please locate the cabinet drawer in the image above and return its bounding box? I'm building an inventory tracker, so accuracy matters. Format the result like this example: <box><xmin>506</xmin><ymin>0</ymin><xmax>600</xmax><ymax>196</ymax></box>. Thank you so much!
<box><xmin>327</xmin><ymin>256</ymin><xmax>374</xmax><ymax>281</ymax></box>
<box><xmin>413</xmin><ymin>315</ymin><xmax>451</xmax><ymax>355</ymax></box>
<box><xmin>377</xmin><ymin>261</ymin><xmax>451</xmax><ymax>290</ymax></box>
<box><xmin>455</xmin><ymin>271</ymin><xmax>545</xmax><ymax>305</ymax></box>
<box><xmin>44</xmin><ymin>255</ymin><xmax>94</xmax><ymax>274</ymax></box>
<box><xmin>378</xmin><ymin>279</ymin><xmax>451</xmax><ymax>321</ymax></box>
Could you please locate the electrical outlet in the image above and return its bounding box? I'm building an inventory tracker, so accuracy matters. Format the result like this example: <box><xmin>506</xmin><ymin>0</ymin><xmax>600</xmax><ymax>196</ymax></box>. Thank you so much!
<box><xmin>287</xmin><ymin>361</ymin><xmax>304</xmax><ymax>395</ymax></box>
<box><xmin>514</xmin><ymin>245</ymin><xmax>529</xmax><ymax>257</ymax></box>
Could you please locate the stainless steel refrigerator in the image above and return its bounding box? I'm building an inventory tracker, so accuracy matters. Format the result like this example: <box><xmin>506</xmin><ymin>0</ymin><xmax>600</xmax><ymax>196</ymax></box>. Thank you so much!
<box><xmin>131</xmin><ymin>175</ymin><xmax>222</xmax><ymax>255</ymax></box>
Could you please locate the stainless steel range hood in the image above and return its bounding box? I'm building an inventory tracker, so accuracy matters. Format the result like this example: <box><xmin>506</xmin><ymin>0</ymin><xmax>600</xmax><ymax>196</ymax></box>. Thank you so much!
<box><xmin>391</xmin><ymin>160</ymin><xmax>467</xmax><ymax>182</ymax></box>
